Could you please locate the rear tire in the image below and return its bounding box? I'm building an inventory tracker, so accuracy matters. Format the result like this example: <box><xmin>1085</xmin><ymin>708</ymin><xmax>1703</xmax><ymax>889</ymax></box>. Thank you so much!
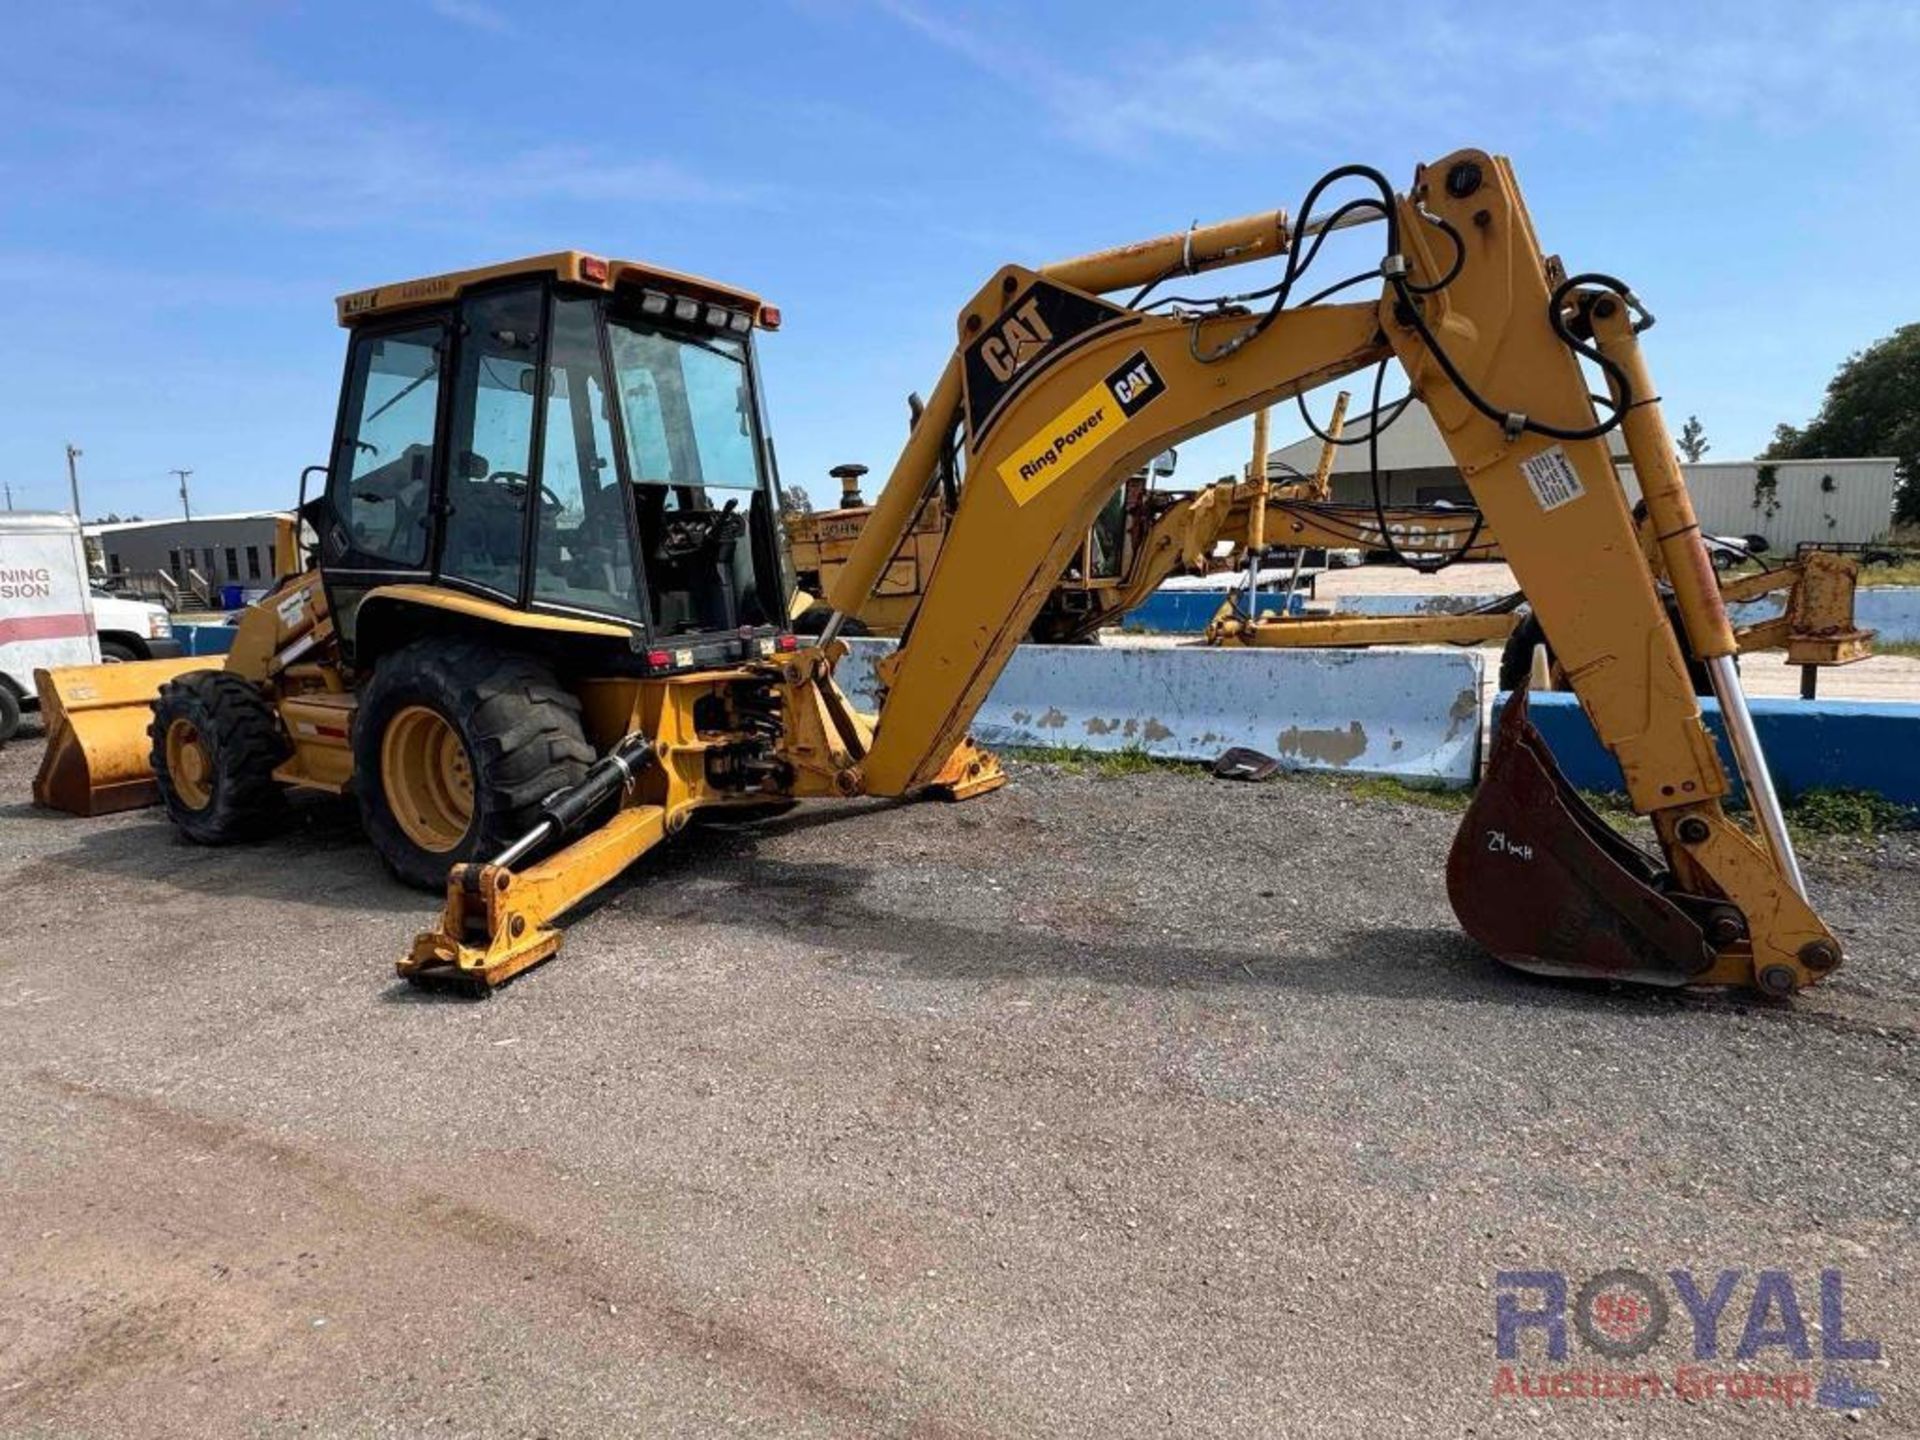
<box><xmin>354</xmin><ymin>639</ymin><xmax>593</xmax><ymax>891</ymax></box>
<box><xmin>149</xmin><ymin>671</ymin><xmax>291</xmax><ymax>842</ymax></box>
<box><xmin>0</xmin><ymin>685</ymin><xmax>21</xmax><ymax>744</ymax></box>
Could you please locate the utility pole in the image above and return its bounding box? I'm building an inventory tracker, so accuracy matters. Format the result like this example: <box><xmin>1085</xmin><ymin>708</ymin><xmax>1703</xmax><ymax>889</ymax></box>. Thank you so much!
<box><xmin>65</xmin><ymin>443</ymin><xmax>83</xmax><ymax>519</ymax></box>
<box><xmin>4</xmin><ymin>481</ymin><xmax>13</xmax><ymax>511</ymax></box>
<box><xmin>171</xmin><ymin>468</ymin><xmax>194</xmax><ymax>521</ymax></box>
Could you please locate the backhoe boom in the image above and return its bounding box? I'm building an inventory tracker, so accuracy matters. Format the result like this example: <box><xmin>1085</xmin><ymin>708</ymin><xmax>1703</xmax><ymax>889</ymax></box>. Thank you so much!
<box><xmin>824</xmin><ymin>148</ymin><xmax>1840</xmax><ymax>994</ymax></box>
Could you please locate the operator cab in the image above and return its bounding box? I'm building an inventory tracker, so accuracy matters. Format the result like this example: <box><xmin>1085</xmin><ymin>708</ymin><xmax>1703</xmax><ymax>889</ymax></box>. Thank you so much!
<box><xmin>316</xmin><ymin>251</ymin><xmax>794</xmax><ymax>673</ymax></box>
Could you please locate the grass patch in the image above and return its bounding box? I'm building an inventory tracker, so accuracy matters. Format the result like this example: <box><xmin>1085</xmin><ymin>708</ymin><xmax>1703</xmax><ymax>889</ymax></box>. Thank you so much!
<box><xmin>1343</xmin><ymin>775</ymin><xmax>1471</xmax><ymax>812</ymax></box>
<box><xmin>1000</xmin><ymin>744</ymin><xmax>1202</xmax><ymax>778</ymax></box>
<box><xmin>1002</xmin><ymin>746</ymin><xmax>1917</xmax><ymax>839</ymax></box>
<box><xmin>1345</xmin><ymin>773</ymin><xmax>1915</xmax><ymax>840</ymax></box>
<box><xmin>1576</xmin><ymin>789</ymin><xmax>1643</xmax><ymax>834</ymax></box>
<box><xmin>1786</xmin><ymin>787</ymin><xmax>1918</xmax><ymax>836</ymax></box>
<box><xmin>1873</xmin><ymin>639</ymin><xmax>1920</xmax><ymax>660</ymax></box>
<box><xmin>1577</xmin><ymin>785</ymin><xmax>1915</xmax><ymax>838</ymax></box>
<box><xmin>1860</xmin><ymin>562</ymin><xmax>1920</xmax><ymax>587</ymax></box>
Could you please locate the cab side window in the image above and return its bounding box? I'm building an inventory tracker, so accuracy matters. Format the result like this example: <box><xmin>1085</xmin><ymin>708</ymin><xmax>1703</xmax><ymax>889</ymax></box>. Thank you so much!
<box><xmin>441</xmin><ymin>287</ymin><xmax>541</xmax><ymax>599</ymax></box>
<box><xmin>534</xmin><ymin>296</ymin><xmax>644</xmax><ymax>619</ymax></box>
<box><xmin>328</xmin><ymin>324</ymin><xmax>443</xmax><ymax>568</ymax></box>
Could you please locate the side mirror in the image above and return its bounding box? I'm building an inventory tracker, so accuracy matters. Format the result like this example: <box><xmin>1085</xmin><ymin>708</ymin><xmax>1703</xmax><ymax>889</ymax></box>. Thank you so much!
<box><xmin>1148</xmin><ymin>448</ymin><xmax>1178</xmax><ymax>479</ymax></box>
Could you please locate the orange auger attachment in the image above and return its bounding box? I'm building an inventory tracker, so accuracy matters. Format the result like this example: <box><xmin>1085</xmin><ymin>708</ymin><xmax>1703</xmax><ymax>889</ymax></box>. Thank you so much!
<box><xmin>32</xmin><ymin>657</ymin><xmax>217</xmax><ymax>816</ymax></box>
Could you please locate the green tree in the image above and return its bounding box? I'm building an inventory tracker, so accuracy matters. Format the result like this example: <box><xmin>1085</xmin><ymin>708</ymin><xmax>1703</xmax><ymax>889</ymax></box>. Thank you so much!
<box><xmin>1676</xmin><ymin>415</ymin><xmax>1709</xmax><ymax>463</ymax></box>
<box><xmin>779</xmin><ymin>484</ymin><xmax>813</xmax><ymax>516</ymax></box>
<box><xmin>1764</xmin><ymin>323</ymin><xmax>1920</xmax><ymax>524</ymax></box>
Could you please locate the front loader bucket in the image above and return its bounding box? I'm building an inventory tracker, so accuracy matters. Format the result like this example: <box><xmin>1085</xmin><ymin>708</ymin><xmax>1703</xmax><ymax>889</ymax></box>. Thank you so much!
<box><xmin>32</xmin><ymin>657</ymin><xmax>218</xmax><ymax>816</ymax></box>
<box><xmin>1448</xmin><ymin>689</ymin><xmax>1715</xmax><ymax>987</ymax></box>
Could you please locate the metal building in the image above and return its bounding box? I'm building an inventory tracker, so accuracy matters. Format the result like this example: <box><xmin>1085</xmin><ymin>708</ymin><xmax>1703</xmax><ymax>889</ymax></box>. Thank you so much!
<box><xmin>85</xmin><ymin>512</ymin><xmax>289</xmax><ymax>607</ymax></box>
<box><xmin>1265</xmin><ymin>400</ymin><xmax>1628</xmax><ymax>508</ymax></box>
<box><xmin>1615</xmin><ymin>458</ymin><xmax>1898</xmax><ymax>551</ymax></box>
<box><xmin>1265</xmin><ymin>402</ymin><xmax>1896</xmax><ymax>550</ymax></box>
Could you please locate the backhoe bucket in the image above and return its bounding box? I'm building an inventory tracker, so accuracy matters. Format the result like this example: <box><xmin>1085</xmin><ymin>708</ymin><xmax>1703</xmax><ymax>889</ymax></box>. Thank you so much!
<box><xmin>32</xmin><ymin>657</ymin><xmax>218</xmax><ymax>816</ymax></box>
<box><xmin>1448</xmin><ymin>689</ymin><xmax>1714</xmax><ymax>986</ymax></box>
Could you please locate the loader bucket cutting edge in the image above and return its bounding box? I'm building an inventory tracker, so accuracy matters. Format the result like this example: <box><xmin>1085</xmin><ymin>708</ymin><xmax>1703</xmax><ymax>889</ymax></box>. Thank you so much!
<box><xmin>32</xmin><ymin>657</ymin><xmax>220</xmax><ymax>817</ymax></box>
<box><xmin>1447</xmin><ymin>688</ymin><xmax>1716</xmax><ymax>987</ymax></box>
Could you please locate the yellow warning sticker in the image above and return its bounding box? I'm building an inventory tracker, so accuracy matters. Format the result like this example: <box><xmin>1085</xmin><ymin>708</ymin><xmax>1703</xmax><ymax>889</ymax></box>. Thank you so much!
<box><xmin>997</xmin><ymin>350</ymin><xmax>1165</xmax><ymax>507</ymax></box>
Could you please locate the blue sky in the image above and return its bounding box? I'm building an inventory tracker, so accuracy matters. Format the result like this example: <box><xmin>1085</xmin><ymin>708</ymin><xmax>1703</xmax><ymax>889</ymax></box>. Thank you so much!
<box><xmin>3</xmin><ymin>0</ymin><xmax>1916</xmax><ymax>519</ymax></box>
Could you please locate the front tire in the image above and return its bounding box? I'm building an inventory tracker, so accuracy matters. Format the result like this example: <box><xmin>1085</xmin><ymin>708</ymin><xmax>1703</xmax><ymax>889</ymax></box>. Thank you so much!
<box><xmin>0</xmin><ymin>685</ymin><xmax>21</xmax><ymax>744</ymax></box>
<box><xmin>353</xmin><ymin>639</ymin><xmax>593</xmax><ymax>891</ymax></box>
<box><xmin>99</xmin><ymin>639</ymin><xmax>141</xmax><ymax>663</ymax></box>
<box><xmin>149</xmin><ymin>671</ymin><xmax>291</xmax><ymax>842</ymax></box>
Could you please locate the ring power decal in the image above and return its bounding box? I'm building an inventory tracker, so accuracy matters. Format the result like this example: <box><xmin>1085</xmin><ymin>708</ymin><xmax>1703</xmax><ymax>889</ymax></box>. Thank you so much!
<box><xmin>997</xmin><ymin>351</ymin><xmax>1166</xmax><ymax>507</ymax></box>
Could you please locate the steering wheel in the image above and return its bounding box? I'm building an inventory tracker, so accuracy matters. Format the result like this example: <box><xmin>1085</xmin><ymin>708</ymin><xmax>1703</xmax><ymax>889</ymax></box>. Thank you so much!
<box><xmin>658</xmin><ymin>499</ymin><xmax>743</xmax><ymax>561</ymax></box>
<box><xmin>489</xmin><ymin>471</ymin><xmax>564</xmax><ymax>510</ymax></box>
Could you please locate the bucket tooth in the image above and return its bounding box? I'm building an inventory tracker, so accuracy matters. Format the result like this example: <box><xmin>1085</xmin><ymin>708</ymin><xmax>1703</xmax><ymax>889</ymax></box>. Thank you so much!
<box><xmin>1448</xmin><ymin>689</ymin><xmax>1715</xmax><ymax>986</ymax></box>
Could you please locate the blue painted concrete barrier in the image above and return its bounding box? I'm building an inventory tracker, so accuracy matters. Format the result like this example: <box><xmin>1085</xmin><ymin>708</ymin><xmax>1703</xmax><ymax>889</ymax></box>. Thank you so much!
<box><xmin>1499</xmin><ymin>690</ymin><xmax>1920</xmax><ymax>808</ymax></box>
<box><xmin>1858</xmin><ymin>586</ymin><xmax>1920</xmax><ymax>643</ymax></box>
<box><xmin>841</xmin><ymin>638</ymin><xmax>1484</xmax><ymax>784</ymax></box>
<box><xmin>1120</xmin><ymin>589</ymin><xmax>1304</xmax><ymax>634</ymax></box>
<box><xmin>175</xmin><ymin>623</ymin><xmax>237</xmax><ymax>656</ymax></box>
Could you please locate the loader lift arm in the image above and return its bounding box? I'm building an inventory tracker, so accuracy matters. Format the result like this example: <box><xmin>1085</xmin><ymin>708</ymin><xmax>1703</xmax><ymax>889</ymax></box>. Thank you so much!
<box><xmin>819</xmin><ymin>148</ymin><xmax>1840</xmax><ymax>994</ymax></box>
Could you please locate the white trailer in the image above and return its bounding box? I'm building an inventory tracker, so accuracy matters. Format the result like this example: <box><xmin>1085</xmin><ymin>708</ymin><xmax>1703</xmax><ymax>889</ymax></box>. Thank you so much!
<box><xmin>0</xmin><ymin>512</ymin><xmax>178</xmax><ymax>741</ymax></box>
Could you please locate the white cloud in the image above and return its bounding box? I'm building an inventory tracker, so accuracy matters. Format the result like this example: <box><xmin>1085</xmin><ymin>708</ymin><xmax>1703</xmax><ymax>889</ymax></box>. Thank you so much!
<box><xmin>427</xmin><ymin>0</ymin><xmax>514</xmax><ymax>33</ymax></box>
<box><xmin>876</xmin><ymin>1</ymin><xmax>1920</xmax><ymax>157</ymax></box>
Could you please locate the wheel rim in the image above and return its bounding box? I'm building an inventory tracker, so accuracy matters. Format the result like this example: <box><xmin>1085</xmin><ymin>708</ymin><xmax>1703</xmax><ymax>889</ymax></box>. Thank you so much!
<box><xmin>381</xmin><ymin>705</ymin><xmax>474</xmax><ymax>853</ymax></box>
<box><xmin>164</xmin><ymin>718</ymin><xmax>213</xmax><ymax>810</ymax></box>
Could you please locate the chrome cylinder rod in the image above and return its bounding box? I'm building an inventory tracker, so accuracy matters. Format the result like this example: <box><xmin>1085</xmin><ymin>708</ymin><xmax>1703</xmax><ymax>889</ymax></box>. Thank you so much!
<box><xmin>1706</xmin><ymin>654</ymin><xmax>1806</xmax><ymax>898</ymax></box>
<box><xmin>492</xmin><ymin>820</ymin><xmax>554</xmax><ymax>871</ymax></box>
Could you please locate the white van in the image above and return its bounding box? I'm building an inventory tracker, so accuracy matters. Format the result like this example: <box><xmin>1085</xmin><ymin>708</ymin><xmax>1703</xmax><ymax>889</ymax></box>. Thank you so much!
<box><xmin>0</xmin><ymin>512</ymin><xmax>179</xmax><ymax>741</ymax></box>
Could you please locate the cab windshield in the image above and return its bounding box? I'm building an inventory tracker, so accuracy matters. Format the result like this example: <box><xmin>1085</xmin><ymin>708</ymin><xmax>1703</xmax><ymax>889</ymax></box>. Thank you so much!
<box><xmin>608</xmin><ymin>315</ymin><xmax>773</xmax><ymax>635</ymax></box>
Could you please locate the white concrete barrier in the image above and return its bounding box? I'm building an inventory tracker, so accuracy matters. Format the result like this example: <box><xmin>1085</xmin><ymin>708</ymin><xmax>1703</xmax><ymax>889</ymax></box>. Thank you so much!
<box><xmin>1327</xmin><ymin>593</ymin><xmax>1492</xmax><ymax>617</ymax></box>
<box><xmin>838</xmin><ymin>639</ymin><xmax>1484</xmax><ymax>785</ymax></box>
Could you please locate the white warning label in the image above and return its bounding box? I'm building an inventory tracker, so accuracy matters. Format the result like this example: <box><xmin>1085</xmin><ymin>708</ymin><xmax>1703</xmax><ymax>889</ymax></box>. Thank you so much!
<box><xmin>1519</xmin><ymin>445</ymin><xmax>1586</xmax><ymax>513</ymax></box>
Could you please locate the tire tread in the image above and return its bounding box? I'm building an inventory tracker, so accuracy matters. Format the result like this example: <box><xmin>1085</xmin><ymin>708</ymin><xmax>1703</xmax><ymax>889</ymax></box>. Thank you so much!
<box><xmin>354</xmin><ymin>639</ymin><xmax>592</xmax><ymax>890</ymax></box>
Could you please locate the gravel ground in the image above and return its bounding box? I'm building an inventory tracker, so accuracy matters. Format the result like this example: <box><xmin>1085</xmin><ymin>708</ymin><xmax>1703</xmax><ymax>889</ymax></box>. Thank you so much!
<box><xmin>0</xmin><ymin>720</ymin><xmax>1915</xmax><ymax>1438</ymax></box>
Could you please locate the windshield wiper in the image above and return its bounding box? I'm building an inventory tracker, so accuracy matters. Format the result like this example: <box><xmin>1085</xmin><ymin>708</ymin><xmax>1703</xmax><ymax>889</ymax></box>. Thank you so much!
<box><xmin>364</xmin><ymin>355</ymin><xmax>442</xmax><ymax>426</ymax></box>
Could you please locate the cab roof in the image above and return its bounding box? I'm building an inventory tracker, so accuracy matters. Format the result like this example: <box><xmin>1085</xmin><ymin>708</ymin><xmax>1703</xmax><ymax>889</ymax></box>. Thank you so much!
<box><xmin>334</xmin><ymin>250</ymin><xmax>769</xmax><ymax>327</ymax></box>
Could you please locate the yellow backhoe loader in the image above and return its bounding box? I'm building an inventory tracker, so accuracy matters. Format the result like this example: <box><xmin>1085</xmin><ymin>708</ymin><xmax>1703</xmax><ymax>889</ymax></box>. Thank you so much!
<box><xmin>34</xmin><ymin>149</ymin><xmax>1842</xmax><ymax>999</ymax></box>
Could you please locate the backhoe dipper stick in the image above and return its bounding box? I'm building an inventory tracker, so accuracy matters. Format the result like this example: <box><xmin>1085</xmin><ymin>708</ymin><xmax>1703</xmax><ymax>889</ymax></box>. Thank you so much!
<box><xmin>1590</xmin><ymin>306</ymin><xmax>1805</xmax><ymax>895</ymax></box>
